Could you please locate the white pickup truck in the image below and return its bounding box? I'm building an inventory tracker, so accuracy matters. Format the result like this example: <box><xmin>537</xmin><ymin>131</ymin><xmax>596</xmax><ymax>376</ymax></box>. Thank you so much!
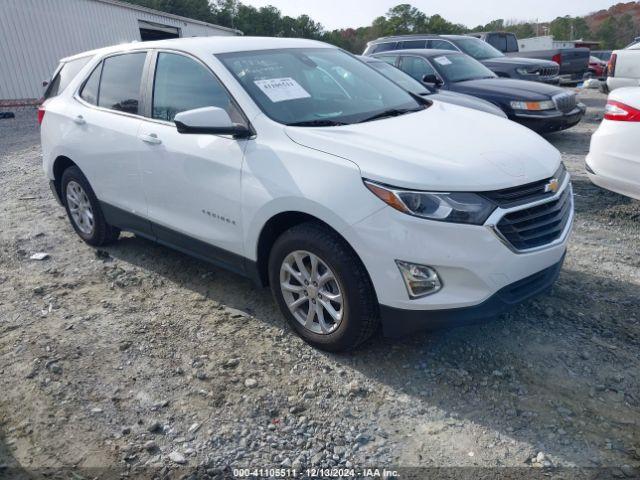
<box><xmin>607</xmin><ymin>42</ymin><xmax>640</xmax><ymax>91</ymax></box>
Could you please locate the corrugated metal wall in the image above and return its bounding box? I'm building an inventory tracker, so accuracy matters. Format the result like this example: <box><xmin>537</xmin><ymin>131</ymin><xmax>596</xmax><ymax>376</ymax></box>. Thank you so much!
<box><xmin>0</xmin><ymin>0</ymin><xmax>240</xmax><ymax>101</ymax></box>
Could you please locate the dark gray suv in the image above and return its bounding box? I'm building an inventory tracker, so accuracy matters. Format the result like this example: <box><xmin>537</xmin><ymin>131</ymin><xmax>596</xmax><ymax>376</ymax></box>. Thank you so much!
<box><xmin>363</xmin><ymin>35</ymin><xmax>560</xmax><ymax>84</ymax></box>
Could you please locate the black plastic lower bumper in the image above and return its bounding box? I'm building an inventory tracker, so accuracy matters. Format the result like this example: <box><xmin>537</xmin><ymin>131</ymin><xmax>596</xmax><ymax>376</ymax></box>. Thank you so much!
<box><xmin>379</xmin><ymin>252</ymin><xmax>565</xmax><ymax>338</ymax></box>
<box><xmin>514</xmin><ymin>106</ymin><xmax>585</xmax><ymax>134</ymax></box>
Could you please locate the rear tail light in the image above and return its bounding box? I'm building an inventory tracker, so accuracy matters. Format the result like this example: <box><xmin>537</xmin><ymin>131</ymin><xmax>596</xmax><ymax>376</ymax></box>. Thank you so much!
<box><xmin>37</xmin><ymin>104</ymin><xmax>46</xmax><ymax>125</ymax></box>
<box><xmin>608</xmin><ymin>53</ymin><xmax>617</xmax><ymax>77</ymax></box>
<box><xmin>604</xmin><ymin>100</ymin><xmax>640</xmax><ymax>122</ymax></box>
<box><xmin>552</xmin><ymin>53</ymin><xmax>562</xmax><ymax>66</ymax></box>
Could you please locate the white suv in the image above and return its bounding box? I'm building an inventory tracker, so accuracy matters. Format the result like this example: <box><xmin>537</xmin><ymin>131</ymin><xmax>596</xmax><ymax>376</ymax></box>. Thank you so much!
<box><xmin>40</xmin><ymin>37</ymin><xmax>573</xmax><ymax>351</ymax></box>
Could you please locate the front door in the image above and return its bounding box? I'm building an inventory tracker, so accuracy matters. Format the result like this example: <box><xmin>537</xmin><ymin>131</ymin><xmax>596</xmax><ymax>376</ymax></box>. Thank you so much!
<box><xmin>138</xmin><ymin>51</ymin><xmax>249</xmax><ymax>271</ymax></box>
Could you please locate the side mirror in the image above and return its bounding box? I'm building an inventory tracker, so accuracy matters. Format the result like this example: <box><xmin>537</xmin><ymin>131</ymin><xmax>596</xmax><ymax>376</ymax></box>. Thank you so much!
<box><xmin>174</xmin><ymin>106</ymin><xmax>252</xmax><ymax>138</ymax></box>
<box><xmin>422</xmin><ymin>74</ymin><xmax>443</xmax><ymax>87</ymax></box>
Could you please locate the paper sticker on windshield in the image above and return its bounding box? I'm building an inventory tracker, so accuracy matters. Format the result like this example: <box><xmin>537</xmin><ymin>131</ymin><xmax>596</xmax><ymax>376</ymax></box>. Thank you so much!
<box><xmin>434</xmin><ymin>56</ymin><xmax>452</xmax><ymax>66</ymax></box>
<box><xmin>254</xmin><ymin>77</ymin><xmax>311</xmax><ymax>103</ymax></box>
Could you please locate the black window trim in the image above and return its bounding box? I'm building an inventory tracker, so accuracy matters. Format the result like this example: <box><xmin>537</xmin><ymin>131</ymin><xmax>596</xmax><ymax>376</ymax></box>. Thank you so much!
<box><xmin>143</xmin><ymin>48</ymin><xmax>252</xmax><ymax>132</ymax></box>
<box><xmin>74</xmin><ymin>49</ymin><xmax>151</xmax><ymax>121</ymax></box>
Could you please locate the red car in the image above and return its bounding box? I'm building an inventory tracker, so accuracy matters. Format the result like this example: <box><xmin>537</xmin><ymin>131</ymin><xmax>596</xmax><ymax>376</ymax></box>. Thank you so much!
<box><xmin>588</xmin><ymin>55</ymin><xmax>607</xmax><ymax>79</ymax></box>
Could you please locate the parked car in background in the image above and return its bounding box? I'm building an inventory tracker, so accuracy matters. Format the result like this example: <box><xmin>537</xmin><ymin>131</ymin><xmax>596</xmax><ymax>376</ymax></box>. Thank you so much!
<box><xmin>364</xmin><ymin>35</ymin><xmax>560</xmax><ymax>84</ymax></box>
<box><xmin>588</xmin><ymin>55</ymin><xmax>607</xmax><ymax>80</ymax></box>
<box><xmin>607</xmin><ymin>44</ymin><xmax>640</xmax><ymax>92</ymax></box>
<box><xmin>468</xmin><ymin>31</ymin><xmax>589</xmax><ymax>83</ymax></box>
<box><xmin>591</xmin><ymin>50</ymin><xmax>613</xmax><ymax>62</ymax></box>
<box><xmin>586</xmin><ymin>87</ymin><xmax>640</xmax><ymax>200</ymax></box>
<box><xmin>41</xmin><ymin>37</ymin><xmax>573</xmax><ymax>351</ymax></box>
<box><xmin>359</xmin><ymin>55</ymin><xmax>507</xmax><ymax>117</ymax></box>
<box><xmin>371</xmin><ymin>49</ymin><xmax>585</xmax><ymax>133</ymax></box>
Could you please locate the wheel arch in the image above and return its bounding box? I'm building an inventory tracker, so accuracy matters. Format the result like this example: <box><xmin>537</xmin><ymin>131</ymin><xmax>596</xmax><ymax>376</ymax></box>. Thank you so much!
<box><xmin>254</xmin><ymin>211</ymin><xmax>376</xmax><ymax>301</ymax></box>
<box><xmin>52</xmin><ymin>155</ymin><xmax>79</xmax><ymax>204</ymax></box>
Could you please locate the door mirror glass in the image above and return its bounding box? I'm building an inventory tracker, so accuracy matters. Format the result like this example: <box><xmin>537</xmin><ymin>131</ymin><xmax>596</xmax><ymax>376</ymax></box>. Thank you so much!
<box><xmin>174</xmin><ymin>106</ymin><xmax>251</xmax><ymax>137</ymax></box>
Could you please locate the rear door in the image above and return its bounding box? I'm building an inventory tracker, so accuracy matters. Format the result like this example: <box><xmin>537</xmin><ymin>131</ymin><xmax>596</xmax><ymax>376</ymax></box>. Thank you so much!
<box><xmin>69</xmin><ymin>51</ymin><xmax>150</xmax><ymax>230</ymax></box>
<box><xmin>137</xmin><ymin>50</ymin><xmax>248</xmax><ymax>268</ymax></box>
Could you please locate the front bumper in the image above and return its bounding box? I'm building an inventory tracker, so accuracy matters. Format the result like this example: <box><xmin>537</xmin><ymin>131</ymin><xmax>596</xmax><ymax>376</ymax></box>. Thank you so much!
<box><xmin>513</xmin><ymin>105</ymin><xmax>586</xmax><ymax>133</ymax></box>
<box><xmin>380</xmin><ymin>253</ymin><xmax>565</xmax><ymax>337</ymax></box>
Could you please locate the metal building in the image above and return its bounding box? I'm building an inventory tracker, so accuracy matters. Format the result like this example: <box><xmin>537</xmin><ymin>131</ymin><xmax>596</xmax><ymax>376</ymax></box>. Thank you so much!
<box><xmin>0</xmin><ymin>0</ymin><xmax>241</xmax><ymax>104</ymax></box>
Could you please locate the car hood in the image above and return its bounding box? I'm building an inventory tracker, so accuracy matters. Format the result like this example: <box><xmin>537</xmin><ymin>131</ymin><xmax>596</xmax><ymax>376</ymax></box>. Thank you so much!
<box><xmin>428</xmin><ymin>90</ymin><xmax>507</xmax><ymax>117</ymax></box>
<box><xmin>451</xmin><ymin>78</ymin><xmax>561</xmax><ymax>101</ymax></box>
<box><xmin>483</xmin><ymin>56</ymin><xmax>558</xmax><ymax>68</ymax></box>
<box><xmin>284</xmin><ymin>102</ymin><xmax>560</xmax><ymax>191</ymax></box>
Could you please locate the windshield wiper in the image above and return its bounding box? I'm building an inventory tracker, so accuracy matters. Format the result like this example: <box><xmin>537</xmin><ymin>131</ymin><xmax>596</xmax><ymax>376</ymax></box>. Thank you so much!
<box><xmin>358</xmin><ymin>106</ymin><xmax>424</xmax><ymax>123</ymax></box>
<box><xmin>286</xmin><ymin>119</ymin><xmax>348</xmax><ymax>127</ymax></box>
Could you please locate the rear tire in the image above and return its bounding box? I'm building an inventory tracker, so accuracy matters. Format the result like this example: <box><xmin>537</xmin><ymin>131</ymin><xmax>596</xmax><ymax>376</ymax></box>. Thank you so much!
<box><xmin>61</xmin><ymin>166</ymin><xmax>120</xmax><ymax>246</ymax></box>
<box><xmin>268</xmin><ymin>222</ymin><xmax>378</xmax><ymax>352</ymax></box>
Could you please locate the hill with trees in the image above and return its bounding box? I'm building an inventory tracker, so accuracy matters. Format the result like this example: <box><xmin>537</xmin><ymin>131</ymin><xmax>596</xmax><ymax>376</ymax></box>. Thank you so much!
<box><xmin>126</xmin><ymin>0</ymin><xmax>640</xmax><ymax>51</ymax></box>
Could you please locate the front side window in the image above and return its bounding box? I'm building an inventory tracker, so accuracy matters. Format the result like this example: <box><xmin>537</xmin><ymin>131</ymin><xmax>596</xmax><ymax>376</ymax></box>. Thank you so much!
<box><xmin>98</xmin><ymin>52</ymin><xmax>147</xmax><ymax>115</ymax></box>
<box><xmin>218</xmin><ymin>48</ymin><xmax>422</xmax><ymax>126</ymax></box>
<box><xmin>152</xmin><ymin>52</ymin><xmax>241</xmax><ymax>122</ymax></box>
<box><xmin>368</xmin><ymin>60</ymin><xmax>428</xmax><ymax>95</ymax></box>
<box><xmin>44</xmin><ymin>56</ymin><xmax>91</xmax><ymax>99</ymax></box>
<box><xmin>429</xmin><ymin>53</ymin><xmax>497</xmax><ymax>83</ymax></box>
<box><xmin>399</xmin><ymin>56</ymin><xmax>437</xmax><ymax>82</ymax></box>
<box><xmin>453</xmin><ymin>37</ymin><xmax>504</xmax><ymax>60</ymax></box>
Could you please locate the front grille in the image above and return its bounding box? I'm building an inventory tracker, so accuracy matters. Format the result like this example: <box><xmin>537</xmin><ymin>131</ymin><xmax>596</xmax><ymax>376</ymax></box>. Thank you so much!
<box><xmin>539</xmin><ymin>66</ymin><xmax>559</xmax><ymax>78</ymax></box>
<box><xmin>480</xmin><ymin>164</ymin><xmax>567</xmax><ymax>208</ymax></box>
<box><xmin>553</xmin><ymin>92</ymin><xmax>577</xmax><ymax>113</ymax></box>
<box><xmin>495</xmin><ymin>185</ymin><xmax>572</xmax><ymax>251</ymax></box>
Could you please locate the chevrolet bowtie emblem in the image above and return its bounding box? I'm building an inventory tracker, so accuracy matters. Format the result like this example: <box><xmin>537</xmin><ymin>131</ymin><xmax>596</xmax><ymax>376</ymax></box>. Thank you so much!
<box><xmin>545</xmin><ymin>178</ymin><xmax>560</xmax><ymax>193</ymax></box>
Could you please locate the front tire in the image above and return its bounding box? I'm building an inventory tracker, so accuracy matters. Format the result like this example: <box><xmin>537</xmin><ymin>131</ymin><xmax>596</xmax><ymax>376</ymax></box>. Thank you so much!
<box><xmin>61</xmin><ymin>166</ymin><xmax>120</xmax><ymax>246</ymax></box>
<box><xmin>268</xmin><ymin>222</ymin><xmax>378</xmax><ymax>352</ymax></box>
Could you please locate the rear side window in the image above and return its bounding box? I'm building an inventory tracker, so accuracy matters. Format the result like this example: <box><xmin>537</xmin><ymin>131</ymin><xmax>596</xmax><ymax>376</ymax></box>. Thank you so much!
<box><xmin>98</xmin><ymin>53</ymin><xmax>147</xmax><ymax>115</ymax></box>
<box><xmin>506</xmin><ymin>35</ymin><xmax>518</xmax><ymax>52</ymax></box>
<box><xmin>487</xmin><ymin>34</ymin><xmax>507</xmax><ymax>52</ymax></box>
<box><xmin>152</xmin><ymin>52</ymin><xmax>240</xmax><ymax>122</ymax></box>
<box><xmin>399</xmin><ymin>40</ymin><xmax>426</xmax><ymax>49</ymax></box>
<box><xmin>371</xmin><ymin>42</ymin><xmax>398</xmax><ymax>53</ymax></box>
<box><xmin>80</xmin><ymin>63</ymin><xmax>102</xmax><ymax>105</ymax></box>
<box><xmin>43</xmin><ymin>57</ymin><xmax>91</xmax><ymax>99</ymax></box>
<box><xmin>428</xmin><ymin>40</ymin><xmax>458</xmax><ymax>51</ymax></box>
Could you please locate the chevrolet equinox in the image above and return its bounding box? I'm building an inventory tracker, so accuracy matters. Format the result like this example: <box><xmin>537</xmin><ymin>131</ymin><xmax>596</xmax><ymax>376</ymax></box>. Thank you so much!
<box><xmin>40</xmin><ymin>37</ymin><xmax>573</xmax><ymax>351</ymax></box>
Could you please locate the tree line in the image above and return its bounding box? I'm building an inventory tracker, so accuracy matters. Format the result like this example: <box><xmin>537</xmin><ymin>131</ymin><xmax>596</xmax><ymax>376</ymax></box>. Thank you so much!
<box><xmin>128</xmin><ymin>0</ymin><xmax>640</xmax><ymax>51</ymax></box>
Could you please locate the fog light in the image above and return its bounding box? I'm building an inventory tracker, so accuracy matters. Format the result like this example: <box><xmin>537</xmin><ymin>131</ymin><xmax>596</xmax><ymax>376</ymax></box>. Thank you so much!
<box><xmin>395</xmin><ymin>261</ymin><xmax>442</xmax><ymax>299</ymax></box>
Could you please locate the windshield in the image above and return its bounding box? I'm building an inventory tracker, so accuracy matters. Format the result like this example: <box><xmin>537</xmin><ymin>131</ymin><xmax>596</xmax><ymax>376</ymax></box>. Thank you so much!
<box><xmin>218</xmin><ymin>48</ymin><xmax>422</xmax><ymax>125</ymax></box>
<box><xmin>367</xmin><ymin>60</ymin><xmax>428</xmax><ymax>95</ymax></box>
<box><xmin>453</xmin><ymin>37</ymin><xmax>504</xmax><ymax>60</ymax></box>
<box><xmin>429</xmin><ymin>54</ymin><xmax>497</xmax><ymax>83</ymax></box>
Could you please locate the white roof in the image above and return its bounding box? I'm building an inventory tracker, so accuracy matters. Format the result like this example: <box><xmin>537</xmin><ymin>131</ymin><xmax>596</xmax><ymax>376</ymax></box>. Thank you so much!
<box><xmin>62</xmin><ymin>36</ymin><xmax>332</xmax><ymax>62</ymax></box>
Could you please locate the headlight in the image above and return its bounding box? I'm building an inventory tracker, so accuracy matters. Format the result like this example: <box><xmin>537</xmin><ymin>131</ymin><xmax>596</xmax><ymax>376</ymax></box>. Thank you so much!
<box><xmin>510</xmin><ymin>100</ymin><xmax>555</xmax><ymax>111</ymax></box>
<box><xmin>516</xmin><ymin>67</ymin><xmax>540</xmax><ymax>75</ymax></box>
<box><xmin>364</xmin><ymin>180</ymin><xmax>495</xmax><ymax>225</ymax></box>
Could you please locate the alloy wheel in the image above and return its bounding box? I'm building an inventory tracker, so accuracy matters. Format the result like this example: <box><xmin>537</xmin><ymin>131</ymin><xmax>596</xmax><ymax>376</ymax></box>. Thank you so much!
<box><xmin>66</xmin><ymin>180</ymin><xmax>95</xmax><ymax>235</ymax></box>
<box><xmin>279</xmin><ymin>250</ymin><xmax>345</xmax><ymax>334</ymax></box>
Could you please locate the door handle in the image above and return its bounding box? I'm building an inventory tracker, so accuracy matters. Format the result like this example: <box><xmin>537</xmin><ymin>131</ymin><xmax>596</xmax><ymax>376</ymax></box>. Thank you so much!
<box><xmin>139</xmin><ymin>133</ymin><xmax>161</xmax><ymax>145</ymax></box>
<box><xmin>73</xmin><ymin>115</ymin><xmax>86</xmax><ymax>125</ymax></box>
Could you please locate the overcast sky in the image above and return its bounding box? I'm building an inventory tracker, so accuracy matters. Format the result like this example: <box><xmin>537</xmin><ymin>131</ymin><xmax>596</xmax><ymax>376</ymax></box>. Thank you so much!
<box><xmin>243</xmin><ymin>0</ymin><xmax>619</xmax><ymax>29</ymax></box>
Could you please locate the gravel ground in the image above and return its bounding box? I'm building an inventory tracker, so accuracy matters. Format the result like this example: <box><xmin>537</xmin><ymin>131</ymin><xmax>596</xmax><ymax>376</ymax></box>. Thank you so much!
<box><xmin>1</xmin><ymin>89</ymin><xmax>639</xmax><ymax>479</ymax></box>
